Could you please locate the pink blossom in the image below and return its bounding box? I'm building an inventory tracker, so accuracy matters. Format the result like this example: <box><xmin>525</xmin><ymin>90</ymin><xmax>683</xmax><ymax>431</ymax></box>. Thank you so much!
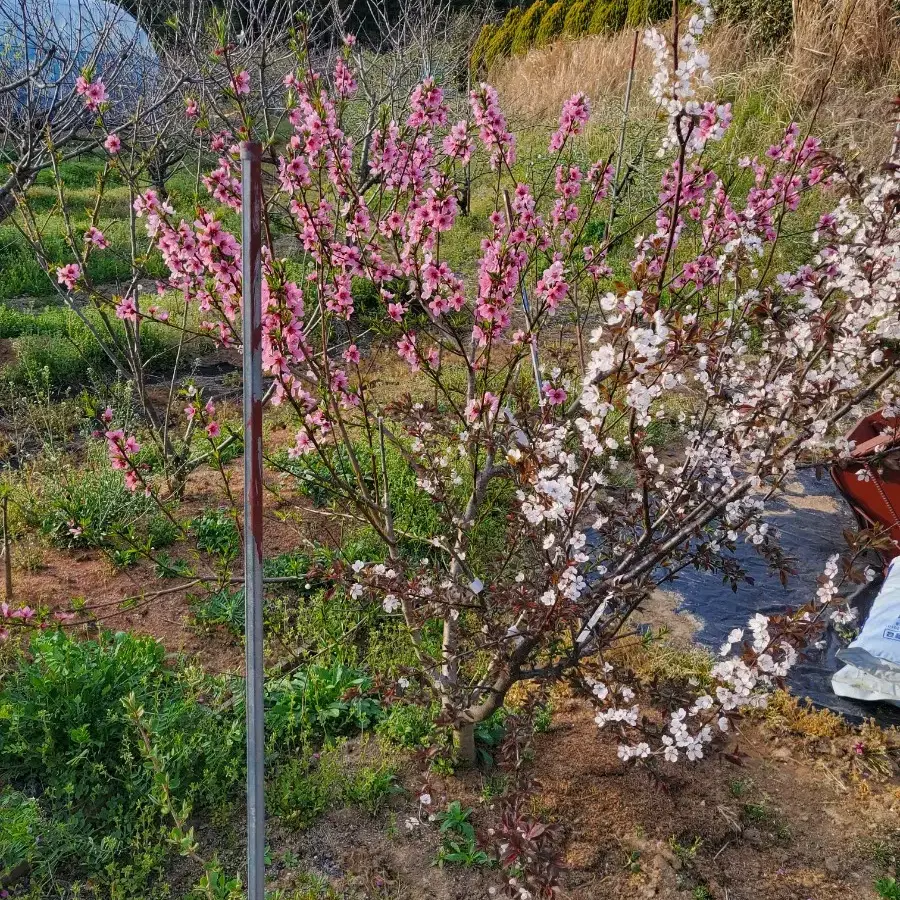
<box><xmin>334</xmin><ymin>58</ymin><xmax>356</xmax><ymax>98</ymax></box>
<box><xmin>549</xmin><ymin>92</ymin><xmax>590</xmax><ymax>153</ymax></box>
<box><xmin>207</xmin><ymin>421</ymin><xmax>220</xmax><ymax>437</ymax></box>
<box><xmin>231</xmin><ymin>70</ymin><xmax>251</xmax><ymax>96</ymax></box>
<box><xmin>470</xmin><ymin>83</ymin><xmax>515</xmax><ymax>170</ymax></box>
<box><xmin>116</xmin><ymin>297</ymin><xmax>138</xmax><ymax>321</ymax></box>
<box><xmin>84</xmin><ymin>226</ymin><xmax>109</xmax><ymax>249</ymax></box>
<box><xmin>185</xmin><ymin>97</ymin><xmax>199</xmax><ymax>118</ymax></box>
<box><xmin>543</xmin><ymin>384</ymin><xmax>567</xmax><ymax>406</ymax></box>
<box><xmin>344</xmin><ymin>344</ymin><xmax>361</xmax><ymax>364</ymax></box>
<box><xmin>104</xmin><ymin>133</ymin><xmax>121</xmax><ymax>154</ymax></box>
<box><xmin>465</xmin><ymin>392</ymin><xmax>500</xmax><ymax>423</ymax></box>
<box><xmin>396</xmin><ymin>333</ymin><xmax>419</xmax><ymax>371</ymax></box>
<box><xmin>57</xmin><ymin>263</ymin><xmax>81</xmax><ymax>291</ymax></box>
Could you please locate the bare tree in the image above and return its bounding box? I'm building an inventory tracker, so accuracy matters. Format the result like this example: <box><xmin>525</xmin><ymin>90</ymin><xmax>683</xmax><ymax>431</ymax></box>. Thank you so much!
<box><xmin>0</xmin><ymin>0</ymin><xmax>187</xmax><ymax>222</ymax></box>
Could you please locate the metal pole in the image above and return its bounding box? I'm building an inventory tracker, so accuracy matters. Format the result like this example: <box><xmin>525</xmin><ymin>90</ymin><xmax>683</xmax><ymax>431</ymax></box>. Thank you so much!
<box><xmin>2</xmin><ymin>495</ymin><xmax>12</xmax><ymax>601</ymax></box>
<box><xmin>240</xmin><ymin>140</ymin><xmax>265</xmax><ymax>900</ymax></box>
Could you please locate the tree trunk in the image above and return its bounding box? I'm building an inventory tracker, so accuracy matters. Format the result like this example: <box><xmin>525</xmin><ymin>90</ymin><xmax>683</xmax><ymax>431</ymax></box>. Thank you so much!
<box><xmin>454</xmin><ymin>722</ymin><xmax>477</xmax><ymax>767</ymax></box>
<box><xmin>358</xmin><ymin>103</ymin><xmax>377</xmax><ymax>183</ymax></box>
<box><xmin>0</xmin><ymin>169</ymin><xmax>38</xmax><ymax>225</ymax></box>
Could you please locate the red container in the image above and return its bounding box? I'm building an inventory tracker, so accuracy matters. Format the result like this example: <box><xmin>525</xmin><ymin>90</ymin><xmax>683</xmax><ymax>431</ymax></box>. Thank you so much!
<box><xmin>830</xmin><ymin>410</ymin><xmax>900</xmax><ymax>563</ymax></box>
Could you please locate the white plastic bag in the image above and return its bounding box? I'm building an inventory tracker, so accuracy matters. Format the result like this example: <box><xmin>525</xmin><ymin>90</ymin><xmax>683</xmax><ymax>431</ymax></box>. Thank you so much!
<box><xmin>833</xmin><ymin>560</ymin><xmax>900</xmax><ymax>704</ymax></box>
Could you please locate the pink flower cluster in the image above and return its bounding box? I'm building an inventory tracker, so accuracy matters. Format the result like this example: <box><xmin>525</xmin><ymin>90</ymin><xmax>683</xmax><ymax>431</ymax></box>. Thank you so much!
<box><xmin>470</xmin><ymin>83</ymin><xmax>515</xmax><ymax>170</ymax></box>
<box><xmin>549</xmin><ymin>92</ymin><xmax>590</xmax><ymax>152</ymax></box>
<box><xmin>105</xmin><ymin>429</ymin><xmax>142</xmax><ymax>492</ymax></box>
<box><xmin>75</xmin><ymin>74</ymin><xmax>108</xmax><ymax>110</ymax></box>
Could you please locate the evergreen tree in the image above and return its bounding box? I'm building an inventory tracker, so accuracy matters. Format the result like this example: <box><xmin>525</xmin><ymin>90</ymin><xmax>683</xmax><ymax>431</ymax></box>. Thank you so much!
<box><xmin>564</xmin><ymin>0</ymin><xmax>596</xmax><ymax>37</ymax></box>
<box><xmin>536</xmin><ymin>0</ymin><xmax>570</xmax><ymax>45</ymax></box>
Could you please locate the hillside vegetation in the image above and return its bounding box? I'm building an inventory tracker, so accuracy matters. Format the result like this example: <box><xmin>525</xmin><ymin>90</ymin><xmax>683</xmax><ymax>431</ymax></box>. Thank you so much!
<box><xmin>489</xmin><ymin>0</ymin><xmax>899</xmax><ymax>163</ymax></box>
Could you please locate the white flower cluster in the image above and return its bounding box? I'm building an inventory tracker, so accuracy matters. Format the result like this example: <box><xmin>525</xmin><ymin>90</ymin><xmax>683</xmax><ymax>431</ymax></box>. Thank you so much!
<box><xmin>643</xmin><ymin>0</ymin><xmax>721</xmax><ymax>157</ymax></box>
<box><xmin>600</xmin><ymin>602</ymin><xmax>808</xmax><ymax>766</ymax></box>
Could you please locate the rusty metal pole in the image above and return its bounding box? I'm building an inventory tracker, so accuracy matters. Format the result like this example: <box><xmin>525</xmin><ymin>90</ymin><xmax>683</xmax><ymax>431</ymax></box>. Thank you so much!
<box><xmin>2</xmin><ymin>495</ymin><xmax>12</xmax><ymax>601</ymax></box>
<box><xmin>240</xmin><ymin>140</ymin><xmax>265</xmax><ymax>900</ymax></box>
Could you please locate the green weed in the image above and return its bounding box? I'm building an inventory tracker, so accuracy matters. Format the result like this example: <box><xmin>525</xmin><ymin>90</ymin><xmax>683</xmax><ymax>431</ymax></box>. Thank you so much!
<box><xmin>342</xmin><ymin>762</ymin><xmax>402</xmax><ymax>815</ymax></box>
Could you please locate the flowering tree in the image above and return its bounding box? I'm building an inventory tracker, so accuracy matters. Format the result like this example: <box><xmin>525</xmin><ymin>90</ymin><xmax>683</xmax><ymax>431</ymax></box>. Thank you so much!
<box><xmin>10</xmin><ymin>0</ymin><xmax>900</xmax><ymax>768</ymax></box>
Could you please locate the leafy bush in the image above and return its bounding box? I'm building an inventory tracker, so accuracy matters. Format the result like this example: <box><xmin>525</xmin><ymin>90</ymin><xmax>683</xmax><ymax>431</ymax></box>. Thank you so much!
<box><xmin>278</xmin><ymin>440</ymin><xmax>443</xmax><ymax>560</ymax></box>
<box><xmin>648</xmin><ymin>0</ymin><xmax>672</xmax><ymax>20</ymax></box>
<box><xmin>0</xmin><ymin>306</ymin><xmax>178</xmax><ymax>393</ymax></box>
<box><xmin>536</xmin><ymin>0</ymin><xmax>569</xmax><ymax>45</ymax></box>
<box><xmin>192</xmin><ymin>508</ymin><xmax>240</xmax><ymax>563</ymax></box>
<box><xmin>512</xmin><ymin>1</ymin><xmax>548</xmax><ymax>55</ymax></box>
<box><xmin>564</xmin><ymin>0</ymin><xmax>596</xmax><ymax>37</ymax></box>
<box><xmin>193</xmin><ymin>586</ymin><xmax>245</xmax><ymax>634</ymax></box>
<box><xmin>378</xmin><ymin>701</ymin><xmax>437</xmax><ymax>748</ymax></box>
<box><xmin>342</xmin><ymin>763</ymin><xmax>401</xmax><ymax>815</ymax></box>
<box><xmin>435</xmin><ymin>801</ymin><xmax>494</xmax><ymax>868</ymax></box>
<box><xmin>877</xmin><ymin>878</ymin><xmax>900</xmax><ymax>900</ymax></box>
<box><xmin>0</xmin><ymin>788</ymin><xmax>80</xmax><ymax>883</ymax></box>
<box><xmin>0</xmin><ymin>303</ymin><xmax>69</xmax><ymax>339</ymax></box>
<box><xmin>0</xmin><ymin>630</ymin><xmax>243</xmax><ymax>894</ymax></box>
<box><xmin>30</xmin><ymin>463</ymin><xmax>158</xmax><ymax>550</ymax></box>
<box><xmin>591</xmin><ymin>0</ymin><xmax>628</xmax><ymax>33</ymax></box>
<box><xmin>713</xmin><ymin>0</ymin><xmax>791</xmax><ymax>45</ymax></box>
<box><xmin>268</xmin><ymin>744</ymin><xmax>343</xmax><ymax>829</ymax></box>
<box><xmin>265</xmin><ymin>662</ymin><xmax>383</xmax><ymax>750</ymax></box>
<box><xmin>484</xmin><ymin>7</ymin><xmax>522</xmax><ymax>69</ymax></box>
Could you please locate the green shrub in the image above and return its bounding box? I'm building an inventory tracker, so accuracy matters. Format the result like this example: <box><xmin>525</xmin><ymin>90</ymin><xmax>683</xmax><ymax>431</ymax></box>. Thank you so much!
<box><xmin>193</xmin><ymin>586</ymin><xmax>245</xmax><ymax>634</ymax></box>
<box><xmin>0</xmin><ymin>227</ymin><xmax>148</xmax><ymax>301</ymax></box>
<box><xmin>0</xmin><ymin>630</ymin><xmax>243</xmax><ymax>893</ymax></box>
<box><xmin>268</xmin><ymin>745</ymin><xmax>343</xmax><ymax>829</ymax></box>
<box><xmin>265</xmin><ymin>662</ymin><xmax>383</xmax><ymax>750</ymax></box>
<box><xmin>564</xmin><ymin>0</ymin><xmax>596</xmax><ymax>37</ymax></box>
<box><xmin>512</xmin><ymin>0</ymin><xmax>548</xmax><ymax>55</ymax></box>
<box><xmin>342</xmin><ymin>763</ymin><xmax>401</xmax><ymax>815</ymax></box>
<box><xmin>713</xmin><ymin>0</ymin><xmax>790</xmax><ymax>44</ymax></box>
<box><xmin>0</xmin><ymin>306</ymin><xmax>179</xmax><ymax>393</ymax></box>
<box><xmin>192</xmin><ymin>507</ymin><xmax>240</xmax><ymax>563</ymax></box>
<box><xmin>484</xmin><ymin>7</ymin><xmax>522</xmax><ymax>69</ymax></box>
<box><xmin>536</xmin><ymin>0</ymin><xmax>569</xmax><ymax>44</ymax></box>
<box><xmin>30</xmin><ymin>464</ymin><xmax>158</xmax><ymax>550</ymax></box>
<box><xmin>591</xmin><ymin>0</ymin><xmax>628</xmax><ymax>32</ymax></box>
<box><xmin>378</xmin><ymin>701</ymin><xmax>437</xmax><ymax>748</ymax></box>
<box><xmin>0</xmin><ymin>303</ymin><xmax>69</xmax><ymax>339</ymax></box>
<box><xmin>0</xmin><ymin>789</ymin><xmax>80</xmax><ymax>883</ymax></box>
<box><xmin>648</xmin><ymin>0</ymin><xmax>672</xmax><ymax>20</ymax></box>
<box><xmin>877</xmin><ymin>878</ymin><xmax>900</xmax><ymax>900</ymax></box>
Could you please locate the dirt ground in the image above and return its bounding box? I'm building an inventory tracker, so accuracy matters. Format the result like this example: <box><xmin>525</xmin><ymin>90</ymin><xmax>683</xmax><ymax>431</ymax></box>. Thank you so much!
<box><xmin>8</xmin><ymin>455</ymin><xmax>900</xmax><ymax>898</ymax></box>
<box><xmin>228</xmin><ymin>697</ymin><xmax>899</xmax><ymax>900</ymax></box>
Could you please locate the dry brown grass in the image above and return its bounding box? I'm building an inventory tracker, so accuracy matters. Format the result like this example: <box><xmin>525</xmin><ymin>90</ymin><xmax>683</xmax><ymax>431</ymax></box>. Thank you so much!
<box><xmin>493</xmin><ymin>3</ymin><xmax>900</xmax><ymax>161</ymax></box>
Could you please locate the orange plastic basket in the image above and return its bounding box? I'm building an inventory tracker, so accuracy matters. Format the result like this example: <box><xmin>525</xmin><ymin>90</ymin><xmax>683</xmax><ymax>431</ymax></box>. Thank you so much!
<box><xmin>830</xmin><ymin>410</ymin><xmax>900</xmax><ymax>565</ymax></box>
